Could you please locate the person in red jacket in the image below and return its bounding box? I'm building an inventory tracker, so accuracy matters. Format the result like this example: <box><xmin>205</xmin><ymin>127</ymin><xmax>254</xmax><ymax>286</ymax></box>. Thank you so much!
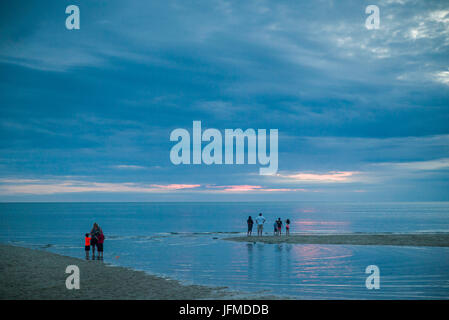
<box><xmin>97</xmin><ymin>232</ymin><xmax>105</xmax><ymax>260</ymax></box>
<box><xmin>84</xmin><ymin>233</ymin><xmax>91</xmax><ymax>260</ymax></box>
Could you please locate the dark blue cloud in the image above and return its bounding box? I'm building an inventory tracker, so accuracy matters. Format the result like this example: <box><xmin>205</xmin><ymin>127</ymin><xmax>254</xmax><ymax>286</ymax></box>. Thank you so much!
<box><xmin>0</xmin><ymin>0</ymin><xmax>448</xmax><ymax>200</ymax></box>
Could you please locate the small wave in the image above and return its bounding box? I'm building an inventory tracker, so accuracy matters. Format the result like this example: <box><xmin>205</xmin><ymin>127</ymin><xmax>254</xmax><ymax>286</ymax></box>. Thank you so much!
<box><xmin>106</xmin><ymin>231</ymin><xmax>242</xmax><ymax>241</ymax></box>
<box><xmin>169</xmin><ymin>231</ymin><xmax>241</xmax><ymax>236</ymax></box>
<box><xmin>107</xmin><ymin>234</ymin><xmax>171</xmax><ymax>241</ymax></box>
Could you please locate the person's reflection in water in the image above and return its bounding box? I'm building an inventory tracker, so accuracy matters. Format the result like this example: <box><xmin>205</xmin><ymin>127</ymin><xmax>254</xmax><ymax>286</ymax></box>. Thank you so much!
<box><xmin>278</xmin><ymin>244</ymin><xmax>292</xmax><ymax>282</ymax></box>
<box><xmin>274</xmin><ymin>244</ymin><xmax>284</xmax><ymax>280</ymax></box>
<box><xmin>246</xmin><ymin>243</ymin><xmax>254</xmax><ymax>280</ymax></box>
<box><xmin>255</xmin><ymin>243</ymin><xmax>266</xmax><ymax>277</ymax></box>
<box><xmin>285</xmin><ymin>244</ymin><xmax>292</xmax><ymax>277</ymax></box>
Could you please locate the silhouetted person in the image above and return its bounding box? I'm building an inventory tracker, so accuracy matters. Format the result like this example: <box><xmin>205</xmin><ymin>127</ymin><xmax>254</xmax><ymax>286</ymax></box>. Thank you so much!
<box><xmin>285</xmin><ymin>219</ymin><xmax>290</xmax><ymax>236</ymax></box>
<box><xmin>247</xmin><ymin>216</ymin><xmax>254</xmax><ymax>236</ymax></box>
<box><xmin>276</xmin><ymin>218</ymin><xmax>283</xmax><ymax>236</ymax></box>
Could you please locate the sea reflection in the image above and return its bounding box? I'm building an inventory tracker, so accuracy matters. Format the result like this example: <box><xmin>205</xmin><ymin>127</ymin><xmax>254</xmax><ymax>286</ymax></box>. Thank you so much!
<box><xmin>295</xmin><ymin>220</ymin><xmax>351</xmax><ymax>233</ymax></box>
<box><xmin>2</xmin><ymin>201</ymin><xmax>449</xmax><ymax>299</ymax></box>
<box><xmin>242</xmin><ymin>241</ymin><xmax>356</xmax><ymax>290</ymax></box>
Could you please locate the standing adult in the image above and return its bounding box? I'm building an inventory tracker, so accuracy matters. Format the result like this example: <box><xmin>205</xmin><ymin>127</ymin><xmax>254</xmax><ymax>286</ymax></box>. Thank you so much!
<box><xmin>90</xmin><ymin>222</ymin><xmax>103</xmax><ymax>260</ymax></box>
<box><xmin>276</xmin><ymin>218</ymin><xmax>283</xmax><ymax>236</ymax></box>
<box><xmin>255</xmin><ymin>213</ymin><xmax>266</xmax><ymax>236</ymax></box>
<box><xmin>247</xmin><ymin>216</ymin><xmax>254</xmax><ymax>236</ymax></box>
<box><xmin>97</xmin><ymin>231</ymin><xmax>105</xmax><ymax>260</ymax></box>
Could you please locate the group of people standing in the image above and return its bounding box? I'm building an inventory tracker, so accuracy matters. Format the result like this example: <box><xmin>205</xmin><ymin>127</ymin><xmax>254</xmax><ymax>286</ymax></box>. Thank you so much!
<box><xmin>84</xmin><ymin>222</ymin><xmax>105</xmax><ymax>260</ymax></box>
<box><xmin>246</xmin><ymin>213</ymin><xmax>290</xmax><ymax>236</ymax></box>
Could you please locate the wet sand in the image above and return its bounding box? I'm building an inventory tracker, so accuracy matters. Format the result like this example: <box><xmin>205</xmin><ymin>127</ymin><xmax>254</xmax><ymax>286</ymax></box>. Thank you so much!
<box><xmin>0</xmin><ymin>243</ymin><xmax>228</xmax><ymax>300</ymax></box>
<box><xmin>225</xmin><ymin>233</ymin><xmax>449</xmax><ymax>247</ymax></box>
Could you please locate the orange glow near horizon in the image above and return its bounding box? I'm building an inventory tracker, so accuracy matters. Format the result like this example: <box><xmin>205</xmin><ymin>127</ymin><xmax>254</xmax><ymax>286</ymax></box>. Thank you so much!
<box><xmin>283</xmin><ymin>171</ymin><xmax>357</xmax><ymax>182</ymax></box>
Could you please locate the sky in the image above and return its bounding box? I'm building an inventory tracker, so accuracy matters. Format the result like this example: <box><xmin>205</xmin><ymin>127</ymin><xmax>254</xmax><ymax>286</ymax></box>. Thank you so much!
<box><xmin>0</xmin><ymin>0</ymin><xmax>448</xmax><ymax>201</ymax></box>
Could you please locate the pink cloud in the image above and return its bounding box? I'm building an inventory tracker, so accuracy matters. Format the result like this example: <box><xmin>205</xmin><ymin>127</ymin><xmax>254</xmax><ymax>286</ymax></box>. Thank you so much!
<box><xmin>112</xmin><ymin>165</ymin><xmax>146</xmax><ymax>170</ymax></box>
<box><xmin>281</xmin><ymin>171</ymin><xmax>358</xmax><ymax>182</ymax></box>
<box><xmin>208</xmin><ymin>185</ymin><xmax>310</xmax><ymax>193</ymax></box>
<box><xmin>221</xmin><ymin>185</ymin><xmax>263</xmax><ymax>192</ymax></box>
<box><xmin>0</xmin><ymin>180</ymin><xmax>201</xmax><ymax>195</ymax></box>
<box><xmin>150</xmin><ymin>184</ymin><xmax>201</xmax><ymax>190</ymax></box>
<box><xmin>0</xmin><ymin>179</ymin><xmax>315</xmax><ymax>195</ymax></box>
<box><xmin>261</xmin><ymin>188</ymin><xmax>307</xmax><ymax>192</ymax></box>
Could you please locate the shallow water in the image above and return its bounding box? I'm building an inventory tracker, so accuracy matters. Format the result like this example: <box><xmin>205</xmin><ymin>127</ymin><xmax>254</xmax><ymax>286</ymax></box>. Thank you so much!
<box><xmin>1</xmin><ymin>202</ymin><xmax>448</xmax><ymax>299</ymax></box>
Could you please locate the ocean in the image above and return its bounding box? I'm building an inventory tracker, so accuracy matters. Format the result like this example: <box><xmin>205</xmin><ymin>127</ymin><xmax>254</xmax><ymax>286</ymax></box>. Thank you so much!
<box><xmin>1</xmin><ymin>201</ymin><xmax>448</xmax><ymax>299</ymax></box>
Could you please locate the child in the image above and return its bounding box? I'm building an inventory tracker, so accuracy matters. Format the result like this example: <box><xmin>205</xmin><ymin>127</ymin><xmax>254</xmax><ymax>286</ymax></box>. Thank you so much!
<box><xmin>273</xmin><ymin>221</ymin><xmax>278</xmax><ymax>236</ymax></box>
<box><xmin>97</xmin><ymin>232</ymin><xmax>105</xmax><ymax>260</ymax></box>
<box><xmin>285</xmin><ymin>219</ymin><xmax>290</xmax><ymax>236</ymax></box>
<box><xmin>84</xmin><ymin>233</ymin><xmax>91</xmax><ymax>260</ymax></box>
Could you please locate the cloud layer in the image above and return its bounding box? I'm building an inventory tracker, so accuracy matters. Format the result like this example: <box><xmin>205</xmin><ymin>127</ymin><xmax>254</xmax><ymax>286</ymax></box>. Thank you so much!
<box><xmin>0</xmin><ymin>0</ymin><xmax>448</xmax><ymax>201</ymax></box>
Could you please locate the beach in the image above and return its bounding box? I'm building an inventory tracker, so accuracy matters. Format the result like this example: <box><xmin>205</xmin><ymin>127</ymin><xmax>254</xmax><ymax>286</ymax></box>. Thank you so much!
<box><xmin>0</xmin><ymin>243</ymin><xmax>228</xmax><ymax>300</ymax></box>
<box><xmin>225</xmin><ymin>233</ymin><xmax>449</xmax><ymax>247</ymax></box>
<box><xmin>1</xmin><ymin>202</ymin><xmax>449</xmax><ymax>299</ymax></box>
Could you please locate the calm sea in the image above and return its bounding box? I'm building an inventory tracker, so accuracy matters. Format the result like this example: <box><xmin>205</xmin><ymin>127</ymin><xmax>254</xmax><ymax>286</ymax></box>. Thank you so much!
<box><xmin>1</xmin><ymin>202</ymin><xmax>448</xmax><ymax>299</ymax></box>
